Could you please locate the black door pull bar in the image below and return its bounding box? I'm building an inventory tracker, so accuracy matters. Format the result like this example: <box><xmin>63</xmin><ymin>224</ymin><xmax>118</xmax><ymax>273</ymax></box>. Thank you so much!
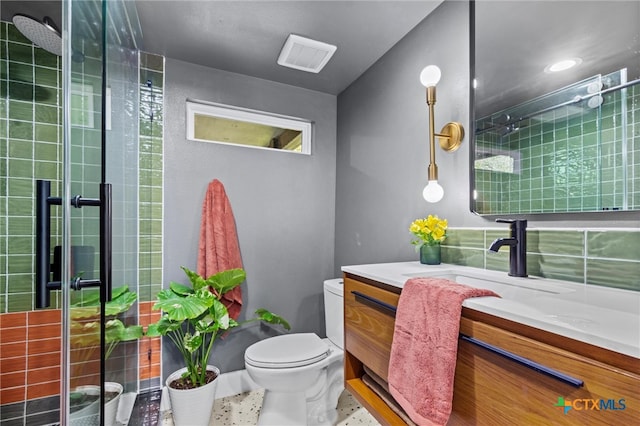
<box><xmin>35</xmin><ymin>180</ymin><xmax>112</xmax><ymax>308</ymax></box>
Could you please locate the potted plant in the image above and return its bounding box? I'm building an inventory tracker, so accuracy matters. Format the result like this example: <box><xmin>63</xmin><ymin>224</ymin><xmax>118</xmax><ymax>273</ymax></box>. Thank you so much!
<box><xmin>409</xmin><ymin>214</ymin><xmax>448</xmax><ymax>265</ymax></box>
<box><xmin>69</xmin><ymin>286</ymin><xmax>143</xmax><ymax>426</ymax></box>
<box><xmin>146</xmin><ymin>266</ymin><xmax>290</xmax><ymax>425</ymax></box>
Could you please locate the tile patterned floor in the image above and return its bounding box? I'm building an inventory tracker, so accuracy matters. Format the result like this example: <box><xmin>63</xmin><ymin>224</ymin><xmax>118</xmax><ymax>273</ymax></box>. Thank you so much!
<box><xmin>161</xmin><ymin>388</ymin><xmax>380</xmax><ymax>425</ymax></box>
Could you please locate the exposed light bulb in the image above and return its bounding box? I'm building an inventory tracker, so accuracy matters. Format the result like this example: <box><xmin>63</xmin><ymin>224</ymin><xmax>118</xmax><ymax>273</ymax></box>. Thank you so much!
<box><xmin>419</xmin><ymin>65</ymin><xmax>441</xmax><ymax>87</ymax></box>
<box><xmin>423</xmin><ymin>180</ymin><xmax>444</xmax><ymax>203</ymax></box>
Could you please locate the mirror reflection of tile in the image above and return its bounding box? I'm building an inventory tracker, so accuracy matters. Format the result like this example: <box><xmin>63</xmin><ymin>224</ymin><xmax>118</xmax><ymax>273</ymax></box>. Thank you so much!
<box><xmin>474</xmin><ymin>69</ymin><xmax>638</xmax><ymax>214</ymax></box>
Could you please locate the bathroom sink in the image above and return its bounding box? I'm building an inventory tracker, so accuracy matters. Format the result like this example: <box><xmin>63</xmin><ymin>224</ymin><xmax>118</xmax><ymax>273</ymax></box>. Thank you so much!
<box><xmin>402</xmin><ymin>270</ymin><xmax>639</xmax><ymax>354</ymax></box>
<box><xmin>343</xmin><ymin>262</ymin><xmax>640</xmax><ymax>358</ymax></box>
<box><xmin>402</xmin><ymin>271</ymin><xmax>576</xmax><ymax>299</ymax></box>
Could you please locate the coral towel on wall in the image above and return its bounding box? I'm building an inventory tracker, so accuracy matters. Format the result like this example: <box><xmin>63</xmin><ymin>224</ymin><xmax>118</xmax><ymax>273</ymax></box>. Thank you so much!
<box><xmin>197</xmin><ymin>179</ymin><xmax>243</xmax><ymax>319</ymax></box>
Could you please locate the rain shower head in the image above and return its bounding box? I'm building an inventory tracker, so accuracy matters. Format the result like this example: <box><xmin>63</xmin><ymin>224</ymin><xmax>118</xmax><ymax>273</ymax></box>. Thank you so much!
<box><xmin>12</xmin><ymin>14</ymin><xmax>62</xmax><ymax>57</ymax></box>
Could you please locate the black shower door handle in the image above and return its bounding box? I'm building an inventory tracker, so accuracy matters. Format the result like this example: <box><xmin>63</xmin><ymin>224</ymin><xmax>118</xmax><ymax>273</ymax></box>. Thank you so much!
<box><xmin>35</xmin><ymin>180</ymin><xmax>59</xmax><ymax>308</ymax></box>
<box><xmin>99</xmin><ymin>183</ymin><xmax>112</xmax><ymax>304</ymax></box>
<box><xmin>35</xmin><ymin>180</ymin><xmax>112</xmax><ymax>308</ymax></box>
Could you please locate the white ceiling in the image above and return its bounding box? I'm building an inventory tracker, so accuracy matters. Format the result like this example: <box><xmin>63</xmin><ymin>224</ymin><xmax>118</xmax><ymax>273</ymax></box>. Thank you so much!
<box><xmin>1</xmin><ymin>0</ymin><xmax>443</xmax><ymax>95</ymax></box>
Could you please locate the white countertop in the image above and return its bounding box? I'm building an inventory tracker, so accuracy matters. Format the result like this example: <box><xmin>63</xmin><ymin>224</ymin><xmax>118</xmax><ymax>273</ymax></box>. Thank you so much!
<box><xmin>341</xmin><ymin>262</ymin><xmax>640</xmax><ymax>359</ymax></box>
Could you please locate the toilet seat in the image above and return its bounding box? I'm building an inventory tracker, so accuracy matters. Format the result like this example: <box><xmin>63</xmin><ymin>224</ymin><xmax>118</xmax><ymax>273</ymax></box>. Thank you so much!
<box><xmin>245</xmin><ymin>333</ymin><xmax>329</xmax><ymax>368</ymax></box>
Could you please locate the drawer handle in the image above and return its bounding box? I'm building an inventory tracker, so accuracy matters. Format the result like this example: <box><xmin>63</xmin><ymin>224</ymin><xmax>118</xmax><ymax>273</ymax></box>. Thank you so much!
<box><xmin>460</xmin><ymin>335</ymin><xmax>584</xmax><ymax>388</ymax></box>
<box><xmin>351</xmin><ymin>291</ymin><xmax>397</xmax><ymax>315</ymax></box>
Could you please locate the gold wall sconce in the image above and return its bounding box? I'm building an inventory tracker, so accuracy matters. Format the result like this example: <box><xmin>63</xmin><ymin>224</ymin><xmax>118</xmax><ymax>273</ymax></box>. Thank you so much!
<box><xmin>419</xmin><ymin>65</ymin><xmax>464</xmax><ymax>202</ymax></box>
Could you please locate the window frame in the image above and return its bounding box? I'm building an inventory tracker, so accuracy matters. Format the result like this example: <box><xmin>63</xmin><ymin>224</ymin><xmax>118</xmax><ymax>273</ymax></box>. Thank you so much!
<box><xmin>186</xmin><ymin>100</ymin><xmax>312</xmax><ymax>154</ymax></box>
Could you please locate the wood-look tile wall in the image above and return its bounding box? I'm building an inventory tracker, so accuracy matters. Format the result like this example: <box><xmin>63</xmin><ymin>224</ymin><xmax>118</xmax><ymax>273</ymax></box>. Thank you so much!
<box><xmin>138</xmin><ymin>301</ymin><xmax>162</xmax><ymax>382</ymax></box>
<box><xmin>0</xmin><ymin>302</ymin><xmax>161</xmax><ymax>406</ymax></box>
<box><xmin>0</xmin><ymin>310</ymin><xmax>61</xmax><ymax>405</ymax></box>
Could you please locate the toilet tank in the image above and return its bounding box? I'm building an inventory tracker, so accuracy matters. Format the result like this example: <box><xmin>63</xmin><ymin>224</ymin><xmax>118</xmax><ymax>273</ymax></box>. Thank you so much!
<box><xmin>323</xmin><ymin>278</ymin><xmax>344</xmax><ymax>349</ymax></box>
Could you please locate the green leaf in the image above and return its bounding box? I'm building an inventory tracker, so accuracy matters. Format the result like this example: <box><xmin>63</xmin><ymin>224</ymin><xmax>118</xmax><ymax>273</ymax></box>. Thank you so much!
<box><xmin>255</xmin><ymin>308</ymin><xmax>291</xmax><ymax>330</ymax></box>
<box><xmin>69</xmin><ymin>306</ymin><xmax>100</xmax><ymax>320</ymax></box>
<box><xmin>206</xmin><ymin>269</ymin><xmax>246</xmax><ymax>296</ymax></box>
<box><xmin>70</xmin><ymin>288</ymin><xmax>138</xmax><ymax>319</ymax></box>
<box><xmin>147</xmin><ymin>316</ymin><xmax>183</xmax><ymax>337</ymax></box>
<box><xmin>211</xmin><ymin>298</ymin><xmax>230</xmax><ymax>330</ymax></box>
<box><xmin>154</xmin><ymin>288</ymin><xmax>176</xmax><ymax>304</ymax></box>
<box><xmin>104</xmin><ymin>320</ymin><xmax>143</xmax><ymax>343</ymax></box>
<box><xmin>181</xmin><ymin>266</ymin><xmax>208</xmax><ymax>291</ymax></box>
<box><xmin>145</xmin><ymin>323</ymin><xmax>161</xmax><ymax>337</ymax></box>
<box><xmin>105</xmin><ymin>291</ymin><xmax>137</xmax><ymax>317</ymax></box>
<box><xmin>71</xmin><ymin>290</ymin><xmax>100</xmax><ymax>307</ymax></box>
<box><xmin>120</xmin><ymin>325</ymin><xmax>144</xmax><ymax>341</ymax></box>
<box><xmin>105</xmin><ymin>319</ymin><xmax>126</xmax><ymax>342</ymax></box>
<box><xmin>184</xmin><ymin>332</ymin><xmax>203</xmax><ymax>353</ymax></box>
<box><xmin>155</xmin><ymin>292</ymin><xmax>211</xmax><ymax>321</ymax></box>
<box><xmin>71</xmin><ymin>286</ymin><xmax>130</xmax><ymax>308</ymax></box>
<box><xmin>195</xmin><ymin>316</ymin><xmax>217</xmax><ymax>334</ymax></box>
<box><xmin>70</xmin><ymin>320</ymin><xmax>100</xmax><ymax>347</ymax></box>
<box><xmin>194</xmin><ymin>287</ymin><xmax>215</xmax><ymax>302</ymax></box>
<box><xmin>169</xmin><ymin>281</ymin><xmax>194</xmax><ymax>296</ymax></box>
<box><xmin>110</xmin><ymin>285</ymin><xmax>130</xmax><ymax>300</ymax></box>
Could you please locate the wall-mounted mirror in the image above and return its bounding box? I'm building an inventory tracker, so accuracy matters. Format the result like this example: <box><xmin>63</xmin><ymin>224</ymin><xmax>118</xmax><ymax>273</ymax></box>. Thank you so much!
<box><xmin>471</xmin><ymin>1</ymin><xmax>640</xmax><ymax>215</ymax></box>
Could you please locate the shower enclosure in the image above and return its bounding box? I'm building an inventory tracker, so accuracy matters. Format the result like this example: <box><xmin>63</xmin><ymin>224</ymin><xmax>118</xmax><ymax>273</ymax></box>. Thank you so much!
<box><xmin>1</xmin><ymin>0</ymin><xmax>161</xmax><ymax>424</ymax></box>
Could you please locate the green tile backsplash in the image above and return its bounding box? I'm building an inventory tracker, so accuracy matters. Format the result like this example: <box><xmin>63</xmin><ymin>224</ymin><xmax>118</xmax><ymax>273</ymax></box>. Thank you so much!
<box><xmin>443</xmin><ymin>228</ymin><xmax>640</xmax><ymax>291</ymax></box>
<box><xmin>586</xmin><ymin>230</ymin><xmax>640</xmax><ymax>261</ymax></box>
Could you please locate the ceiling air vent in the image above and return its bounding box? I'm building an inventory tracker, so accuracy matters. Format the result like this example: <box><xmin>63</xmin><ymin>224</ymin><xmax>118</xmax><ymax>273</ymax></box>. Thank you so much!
<box><xmin>277</xmin><ymin>34</ymin><xmax>337</xmax><ymax>73</ymax></box>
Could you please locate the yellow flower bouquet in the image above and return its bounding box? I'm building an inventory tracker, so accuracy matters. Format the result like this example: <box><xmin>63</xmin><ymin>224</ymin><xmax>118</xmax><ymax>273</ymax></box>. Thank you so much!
<box><xmin>409</xmin><ymin>214</ymin><xmax>448</xmax><ymax>247</ymax></box>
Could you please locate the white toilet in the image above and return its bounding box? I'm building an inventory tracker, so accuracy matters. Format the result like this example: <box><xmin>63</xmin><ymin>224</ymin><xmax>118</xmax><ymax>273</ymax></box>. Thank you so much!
<box><xmin>244</xmin><ymin>278</ymin><xmax>344</xmax><ymax>426</ymax></box>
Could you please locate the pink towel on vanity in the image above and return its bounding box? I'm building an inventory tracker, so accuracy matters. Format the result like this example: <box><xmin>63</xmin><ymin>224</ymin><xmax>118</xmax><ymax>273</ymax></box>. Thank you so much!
<box><xmin>388</xmin><ymin>278</ymin><xmax>499</xmax><ymax>426</ymax></box>
<box><xmin>197</xmin><ymin>179</ymin><xmax>243</xmax><ymax>320</ymax></box>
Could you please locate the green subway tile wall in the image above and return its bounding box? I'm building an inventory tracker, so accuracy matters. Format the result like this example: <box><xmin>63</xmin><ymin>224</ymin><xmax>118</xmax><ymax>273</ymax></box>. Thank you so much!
<box><xmin>0</xmin><ymin>23</ymin><xmax>165</xmax><ymax>409</ymax></box>
<box><xmin>1</xmin><ymin>22</ymin><xmax>62</xmax><ymax>312</ymax></box>
<box><xmin>442</xmin><ymin>228</ymin><xmax>640</xmax><ymax>291</ymax></box>
<box><xmin>68</xmin><ymin>30</ymin><xmax>103</xmax><ymax>310</ymax></box>
<box><xmin>475</xmin><ymin>75</ymin><xmax>639</xmax><ymax>214</ymax></box>
<box><xmin>138</xmin><ymin>52</ymin><xmax>164</xmax><ymax>303</ymax></box>
<box><xmin>0</xmin><ymin>21</ymin><xmax>165</xmax><ymax>312</ymax></box>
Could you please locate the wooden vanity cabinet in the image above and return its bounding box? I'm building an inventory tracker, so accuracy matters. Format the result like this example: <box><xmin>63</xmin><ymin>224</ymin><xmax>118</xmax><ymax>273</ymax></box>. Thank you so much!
<box><xmin>344</xmin><ymin>275</ymin><xmax>405</xmax><ymax>424</ymax></box>
<box><xmin>343</xmin><ymin>273</ymin><xmax>640</xmax><ymax>425</ymax></box>
<box><xmin>452</xmin><ymin>312</ymin><xmax>640</xmax><ymax>425</ymax></box>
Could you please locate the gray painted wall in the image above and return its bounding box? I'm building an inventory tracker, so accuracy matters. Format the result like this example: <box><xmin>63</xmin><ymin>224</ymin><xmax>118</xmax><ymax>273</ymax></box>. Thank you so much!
<box><xmin>163</xmin><ymin>58</ymin><xmax>337</xmax><ymax>375</ymax></box>
<box><xmin>334</xmin><ymin>0</ymin><xmax>639</xmax><ymax>275</ymax></box>
<box><xmin>161</xmin><ymin>0</ymin><xmax>638</xmax><ymax>379</ymax></box>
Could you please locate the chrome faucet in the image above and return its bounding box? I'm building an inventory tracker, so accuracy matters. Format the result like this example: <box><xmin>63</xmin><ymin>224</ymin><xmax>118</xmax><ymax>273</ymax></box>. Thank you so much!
<box><xmin>488</xmin><ymin>219</ymin><xmax>528</xmax><ymax>277</ymax></box>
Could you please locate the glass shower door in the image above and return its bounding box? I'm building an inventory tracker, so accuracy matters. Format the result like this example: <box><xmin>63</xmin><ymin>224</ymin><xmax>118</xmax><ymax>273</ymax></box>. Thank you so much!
<box><xmin>61</xmin><ymin>0</ymin><xmax>142</xmax><ymax>423</ymax></box>
<box><xmin>102</xmin><ymin>0</ymin><xmax>142</xmax><ymax>422</ymax></box>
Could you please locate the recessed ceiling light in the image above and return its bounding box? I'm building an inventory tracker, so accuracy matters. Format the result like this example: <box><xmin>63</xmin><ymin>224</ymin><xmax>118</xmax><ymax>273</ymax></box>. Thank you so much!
<box><xmin>277</xmin><ymin>34</ymin><xmax>337</xmax><ymax>73</ymax></box>
<box><xmin>544</xmin><ymin>57</ymin><xmax>583</xmax><ymax>73</ymax></box>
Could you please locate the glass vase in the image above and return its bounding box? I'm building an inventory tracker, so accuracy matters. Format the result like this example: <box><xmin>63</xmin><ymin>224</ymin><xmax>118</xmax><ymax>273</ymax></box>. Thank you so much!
<box><xmin>420</xmin><ymin>244</ymin><xmax>441</xmax><ymax>265</ymax></box>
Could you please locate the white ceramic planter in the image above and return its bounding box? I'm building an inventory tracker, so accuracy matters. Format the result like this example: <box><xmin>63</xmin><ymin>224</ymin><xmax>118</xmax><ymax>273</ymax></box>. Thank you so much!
<box><xmin>104</xmin><ymin>382</ymin><xmax>123</xmax><ymax>426</ymax></box>
<box><xmin>69</xmin><ymin>382</ymin><xmax>123</xmax><ymax>426</ymax></box>
<box><xmin>166</xmin><ymin>365</ymin><xmax>220</xmax><ymax>426</ymax></box>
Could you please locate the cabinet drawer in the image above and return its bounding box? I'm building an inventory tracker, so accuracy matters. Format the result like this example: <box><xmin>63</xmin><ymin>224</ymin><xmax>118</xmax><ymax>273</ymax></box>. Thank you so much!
<box><xmin>452</xmin><ymin>318</ymin><xmax>640</xmax><ymax>425</ymax></box>
<box><xmin>344</xmin><ymin>277</ymin><xmax>399</xmax><ymax>381</ymax></box>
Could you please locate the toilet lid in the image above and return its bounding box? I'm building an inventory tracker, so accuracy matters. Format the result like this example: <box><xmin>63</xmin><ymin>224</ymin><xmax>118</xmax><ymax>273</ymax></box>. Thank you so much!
<box><xmin>245</xmin><ymin>333</ymin><xmax>329</xmax><ymax>368</ymax></box>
